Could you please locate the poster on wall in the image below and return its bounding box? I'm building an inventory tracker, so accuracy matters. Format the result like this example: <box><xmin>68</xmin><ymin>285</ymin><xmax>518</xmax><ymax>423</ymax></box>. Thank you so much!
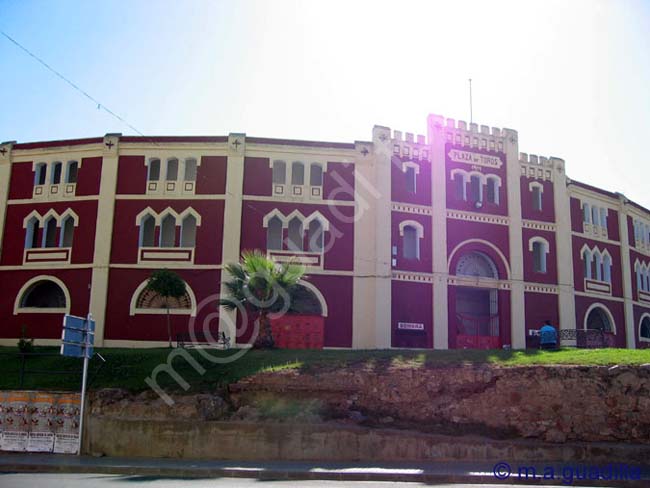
<box><xmin>53</xmin><ymin>393</ymin><xmax>81</xmax><ymax>454</ymax></box>
<box><xmin>0</xmin><ymin>391</ymin><xmax>30</xmax><ymax>452</ymax></box>
<box><xmin>0</xmin><ymin>391</ymin><xmax>80</xmax><ymax>454</ymax></box>
<box><xmin>26</xmin><ymin>392</ymin><xmax>56</xmax><ymax>452</ymax></box>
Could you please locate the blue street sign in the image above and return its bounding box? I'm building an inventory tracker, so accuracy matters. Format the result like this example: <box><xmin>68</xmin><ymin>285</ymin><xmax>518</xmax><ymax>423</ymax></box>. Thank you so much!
<box><xmin>60</xmin><ymin>314</ymin><xmax>95</xmax><ymax>358</ymax></box>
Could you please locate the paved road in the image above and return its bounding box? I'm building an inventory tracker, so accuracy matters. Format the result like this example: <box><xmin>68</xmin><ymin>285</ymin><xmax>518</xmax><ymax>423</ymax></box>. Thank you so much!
<box><xmin>0</xmin><ymin>473</ymin><xmax>609</xmax><ymax>487</ymax></box>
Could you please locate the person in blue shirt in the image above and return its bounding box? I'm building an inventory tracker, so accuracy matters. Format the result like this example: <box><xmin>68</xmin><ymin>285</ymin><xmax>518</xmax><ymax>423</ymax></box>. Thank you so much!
<box><xmin>539</xmin><ymin>320</ymin><xmax>558</xmax><ymax>349</ymax></box>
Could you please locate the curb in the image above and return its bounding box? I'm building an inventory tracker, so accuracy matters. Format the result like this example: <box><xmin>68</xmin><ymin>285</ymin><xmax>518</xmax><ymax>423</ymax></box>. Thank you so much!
<box><xmin>1</xmin><ymin>462</ymin><xmax>649</xmax><ymax>487</ymax></box>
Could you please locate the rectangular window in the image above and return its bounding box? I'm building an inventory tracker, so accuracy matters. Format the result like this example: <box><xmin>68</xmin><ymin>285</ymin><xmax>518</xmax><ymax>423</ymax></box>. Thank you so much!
<box><xmin>532</xmin><ymin>186</ymin><xmax>542</xmax><ymax>211</ymax></box>
<box><xmin>166</xmin><ymin>159</ymin><xmax>179</xmax><ymax>181</ymax></box>
<box><xmin>51</xmin><ymin>162</ymin><xmax>62</xmax><ymax>185</ymax></box>
<box><xmin>454</xmin><ymin>174</ymin><xmax>465</xmax><ymax>200</ymax></box>
<box><xmin>184</xmin><ymin>159</ymin><xmax>197</xmax><ymax>181</ymax></box>
<box><xmin>272</xmin><ymin>161</ymin><xmax>286</xmax><ymax>184</ymax></box>
<box><xmin>291</xmin><ymin>162</ymin><xmax>304</xmax><ymax>185</ymax></box>
<box><xmin>66</xmin><ymin>161</ymin><xmax>78</xmax><ymax>184</ymax></box>
<box><xmin>405</xmin><ymin>167</ymin><xmax>416</xmax><ymax>193</ymax></box>
<box><xmin>470</xmin><ymin>175</ymin><xmax>481</xmax><ymax>202</ymax></box>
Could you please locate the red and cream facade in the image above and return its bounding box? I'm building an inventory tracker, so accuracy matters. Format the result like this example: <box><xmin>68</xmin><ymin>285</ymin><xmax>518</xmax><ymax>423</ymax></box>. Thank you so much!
<box><xmin>1</xmin><ymin>114</ymin><xmax>649</xmax><ymax>349</ymax></box>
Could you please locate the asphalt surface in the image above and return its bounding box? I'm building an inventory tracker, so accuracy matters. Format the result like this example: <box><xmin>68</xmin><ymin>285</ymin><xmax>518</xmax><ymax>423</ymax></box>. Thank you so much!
<box><xmin>0</xmin><ymin>473</ymin><xmax>611</xmax><ymax>488</ymax></box>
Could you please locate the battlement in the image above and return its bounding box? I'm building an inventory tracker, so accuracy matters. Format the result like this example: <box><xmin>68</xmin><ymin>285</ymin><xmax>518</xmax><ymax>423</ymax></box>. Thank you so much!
<box><xmin>519</xmin><ymin>152</ymin><xmax>565</xmax><ymax>181</ymax></box>
<box><xmin>391</xmin><ymin>130</ymin><xmax>427</xmax><ymax>145</ymax></box>
<box><xmin>428</xmin><ymin>114</ymin><xmax>514</xmax><ymax>153</ymax></box>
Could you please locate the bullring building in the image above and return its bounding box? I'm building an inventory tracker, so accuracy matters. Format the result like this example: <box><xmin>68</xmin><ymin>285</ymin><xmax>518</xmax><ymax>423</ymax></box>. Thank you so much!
<box><xmin>1</xmin><ymin>113</ymin><xmax>649</xmax><ymax>349</ymax></box>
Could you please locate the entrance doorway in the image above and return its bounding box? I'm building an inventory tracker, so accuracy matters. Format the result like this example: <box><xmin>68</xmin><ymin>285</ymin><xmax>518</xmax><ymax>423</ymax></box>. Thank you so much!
<box><xmin>455</xmin><ymin>287</ymin><xmax>500</xmax><ymax>349</ymax></box>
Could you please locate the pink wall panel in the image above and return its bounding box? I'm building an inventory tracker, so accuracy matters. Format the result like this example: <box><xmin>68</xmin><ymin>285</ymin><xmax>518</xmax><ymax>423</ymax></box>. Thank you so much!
<box><xmin>239</xmin><ymin>201</ymin><xmax>354</xmax><ymax>271</ymax></box>
<box><xmin>104</xmin><ymin>268</ymin><xmax>221</xmax><ymax>341</ymax></box>
<box><xmin>520</xmin><ymin>177</ymin><xmax>555</xmax><ymax>222</ymax></box>
<box><xmin>390</xmin><ymin>156</ymin><xmax>431</xmax><ymax>206</ymax></box>
<box><xmin>323</xmin><ymin>162</ymin><xmax>355</xmax><ymax>201</ymax></box>
<box><xmin>75</xmin><ymin>156</ymin><xmax>102</xmax><ymax>196</ymax></box>
<box><xmin>524</xmin><ymin>292</ymin><xmax>559</xmax><ymax>348</ymax></box>
<box><xmin>8</xmin><ymin>162</ymin><xmax>34</xmax><ymax>200</ymax></box>
<box><xmin>110</xmin><ymin>200</ymin><xmax>224</xmax><ymax>265</ymax></box>
<box><xmin>243</xmin><ymin>157</ymin><xmax>272</xmax><ymax>196</ymax></box>
<box><xmin>447</xmin><ymin>220</ymin><xmax>510</xmax><ymax>278</ymax></box>
<box><xmin>391</xmin><ymin>211</ymin><xmax>432</xmax><ymax>273</ymax></box>
<box><xmin>445</xmin><ymin>144</ymin><xmax>508</xmax><ymax>216</ymax></box>
<box><xmin>574</xmin><ymin>295</ymin><xmax>626</xmax><ymax>347</ymax></box>
<box><xmin>391</xmin><ymin>280</ymin><xmax>433</xmax><ymax>348</ymax></box>
<box><xmin>0</xmin><ymin>268</ymin><xmax>92</xmax><ymax>339</ymax></box>
<box><xmin>116</xmin><ymin>155</ymin><xmax>147</xmax><ymax>194</ymax></box>
<box><xmin>1</xmin><ymin>201</ymin><xmax>98</xmax><ymax>266</ymax></box>
<box><xmin>196</xmin><ymin>156</ymin><xmax>227</xmax><ymax>195</ymax></box>
<box><xmin>570</xmin><ymin>197</ymin><xmax>583</xmax><ymax>233</ymax></box>
<box><xmin>607</xmin><ymin>209</ymin><xmax>620</xmax><ymax>242</ymax></box>
<box><xmin>521</xmin><ymin>228</ymin><xmax>558</xmax><ymax>284</ymax></box>
<box><xmin>571</xmin><ymin>236</ymin><xmax>623</xmax><ymax>297</ymax></box>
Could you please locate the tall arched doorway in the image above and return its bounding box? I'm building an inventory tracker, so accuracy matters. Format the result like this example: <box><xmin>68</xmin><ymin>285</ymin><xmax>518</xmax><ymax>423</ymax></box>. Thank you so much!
<box><xmin>269</xmin><ymin>282</ymin><xmax>327</xmax><ymax>349</ymax></box>
<box><xmin>454</xmin><ymin>251</ymin><xmax>500</xmax><ymax>349</ymax></box>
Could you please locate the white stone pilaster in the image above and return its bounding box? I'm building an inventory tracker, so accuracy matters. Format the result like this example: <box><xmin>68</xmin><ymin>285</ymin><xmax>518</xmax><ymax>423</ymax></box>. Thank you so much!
<box><xmin>504</xmin><ymin>129</ymin><xmax>526</xmax><ymax>349</ymax></box>
<box><xmin>352</xmin><ymin>140</ymin><xmax>378</xmax><ymax>348</ymax></box>
<box><xmin>0</xmin><ymin>142</ymin><xmax>14</xmax><ymax>261</ymax></box>
<box><xmin>427</xmin><ymin>115</ymin><xmax>449</xmax><ymax>349</ymax></box>
<box><xmin>89</xmin><ymin>134</ymin><xmax>121</xmax><ymax>346</ymax></box>
<box><xmin>551</xmin><ymin>157</ymin><xmax>577</xmax><ymax>336</ymax></box>
<box><xmin>372</xmin><ymin>126</ymin><xmax>393</xmax><ymax>348</ymax></box>
<box><xmin>618</xmin><ymin>195</ymin><xmax>636</xmax><ymax>348</ymax></box>
<box><xmin>218</xmin><ymin>134</ymin><xmax>246</xmax><ymax>340</ymax></box>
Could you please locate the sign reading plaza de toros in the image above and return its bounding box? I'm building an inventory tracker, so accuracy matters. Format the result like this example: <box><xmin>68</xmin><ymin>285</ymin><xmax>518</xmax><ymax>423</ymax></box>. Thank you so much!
<box><xmin>448</xmin><ymin>149</ymin><xmax>503</xmax><ymax>168</ymax></box>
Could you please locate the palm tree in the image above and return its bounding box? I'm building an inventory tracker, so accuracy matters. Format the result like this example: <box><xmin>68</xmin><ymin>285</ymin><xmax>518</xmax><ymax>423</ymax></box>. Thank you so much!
<box><xmin>146</xmin><ymin>269</ymin><xmax>187</xmax><ymax>348</ymax></box>
<box><xmin>219</xmin><ymin>250</ymin><xmax>305</xmax><ymax>348</ymax></box>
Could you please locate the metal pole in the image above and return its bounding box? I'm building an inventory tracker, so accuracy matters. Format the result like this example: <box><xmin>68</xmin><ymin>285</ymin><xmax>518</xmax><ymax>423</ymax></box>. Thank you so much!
<box><xmin>77</xmin><ymin>352</ymin><xmax>88</xmax><ymax>456</ymax></box>
<box><xmin>469</xmin><ymin>78</ymin><xmax>473</xmax><ymax>124</ymax></box>
<box><xmin>77</xmin><ymin>313</ymin><xmax>92</xmax><ymax>456</ymax></box>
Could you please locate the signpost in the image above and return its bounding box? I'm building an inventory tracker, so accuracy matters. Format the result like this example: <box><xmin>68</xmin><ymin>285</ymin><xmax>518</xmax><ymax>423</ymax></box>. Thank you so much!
<box><xmin>60</xmin><ymin>313</ymin><xmax>95</xmax><ymax>456</ymax></box>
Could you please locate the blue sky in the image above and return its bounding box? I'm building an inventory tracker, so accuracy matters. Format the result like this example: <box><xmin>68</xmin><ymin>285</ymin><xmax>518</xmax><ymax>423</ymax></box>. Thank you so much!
<box><xmin>1</xmin><ymin>0</ymin><xmax>649</xmax><ymax>205</ymax></box>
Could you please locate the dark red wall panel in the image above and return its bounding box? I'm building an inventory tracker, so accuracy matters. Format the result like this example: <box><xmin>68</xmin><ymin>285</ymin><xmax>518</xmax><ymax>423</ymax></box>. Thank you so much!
<box><xmin>391</xmin><ymin>280</ymin><xmax>433</xmax><ymax>348</ymax></box>
<box><xmin>196</xmin><ymin>156</ymin><xmax>227</xmax><ymax>195</ymax></box>
<box><xmin>116</xmin><ymin>155</ymin><xmax>147</xmax><ymax>194</ymax></box>
<box><xmin>8</xmin><ymin>162</ymin><xmax>34</xmax><ymax>200</ymax></box>
<box><xmin>76</xmin><ymin>157</ymin><xmax>102</xmax><ymax>196</ymax></box>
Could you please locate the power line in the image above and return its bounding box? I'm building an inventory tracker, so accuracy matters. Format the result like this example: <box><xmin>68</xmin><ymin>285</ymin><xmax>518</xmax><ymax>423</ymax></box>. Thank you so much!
<box><xmin>1</xmin><ymin>30</ymin><xmax>147</xmax><ymax>138</ymax></box>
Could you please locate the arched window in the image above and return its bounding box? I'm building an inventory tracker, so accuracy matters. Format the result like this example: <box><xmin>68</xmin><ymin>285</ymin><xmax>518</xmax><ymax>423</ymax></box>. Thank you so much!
<box><xmin>470</xmin><ymin>175</ymin><xmax>482</xmax><ymax>203</ymax></box>
<box><xmin>287</xmin><ymin>284</ymin><xmax>324</xmax><ymax>315</ymax></box>
<box><xmin>25</xmin><ymin>217</ymin><xmax>40</xmax><ymax>249</ymax></box>
<box><xmin>532</xmin><ymin>240</ymin><xmax>547</xmax><ymax>273</ymax></box>
<box><xmin>184</xmin><ymin>158</ymin><xmax>197</xmax><ymax>181</ymax></box>
<box><xmin>34</xmin><ymin>163</ymin><xmax>47</xmax><ymax>186</ymax></box>
<box><xmin>60</xmin><ymin>216</ymin><xmax>74</xmax><ymax>247</ymax></box>
<box><xmin>455</xmin><ymin>251</ymin><xmax>498</xmax><ymax>279</ymax></box>
<box><xmin>266</xmin><ymin>216</ymin><xmax>283</xmax><ymax>250</ymax></box>
<box><xmin>136</xmin><ymin>287</ymin><xmax>192</xmax><ymax>310</ymax></box>
<box><xmin>166</xmin><ymin>158</ymin><xmax>179</xmax><ymax>181</ymax></box>
<box><xmin>591</xmin><ymin>206</ymin><xmax>599</xmax><ymax>227</ymax></box>
<box><xmin>486</xmin><ymin>177</ymin><xmax>499</xmax><ymax>204</ymax></box>
<box><xmin>291</xmin><ymin>162</ymin><xmax>304</xmax><ymax>186</ymax></box>
<box><xmin>272</xmin><ymin>161</ymin><xmax>286</xmax><ymax>184</ymax></box>
<box><xmin>51</xmin><ymin>162</ymin><xmax>62</xmax><ymax>185</ymax></box>
<box><xmin>531</xmin><ymin>184</ymin><xmax>542</xmax><ymax>211</ymax></box>
<box><xmin>180</xmin><ymin>215</ymin><xmax>197</xmax><ymax>247</ymax></box>
<box><xmin>582</xmin><ymin>248</ymin><xmax>592</xmax><ymax>279</ymax></box>
<box><xmin>20</xmin><ymin>280</ymin><xmax>66</xmax><ymax>308</ymax></box>
<box><xmin>402</xmin><ymin>225</ymin><xmax>419</xmax><ymax>259</ymax></box>
<box><xmin>148</xmin><ymin>159</ymin><xmax>161</xmax><ymax>181</ymax></box>
<box><xmin>636</xmin><ymin>265</ymin><xmax>643</xmax><ymax>292</ymax></box>
<box><xmin>307</xmin><ymin>219</ymin><xmax>324</xmax><ymax>252</ymax></box>
<box><xmin>287</xmin><ymin>217</ymin><xmax>304</xmax><ymax>251</ymax></box>
<box><xmin>160</xmin><ymin>214</ymin><xmax>176</xmax><ymax>247</ymax></box>
<box><xmin>586</xmin><ymin>306</ymin><xmax>613</xmax><ymax>332</ymax></box>
<box><xmin>42</xmin><ymin>217</ymin><xmax>57</xmax><ymax>248</ymax></box>
<box><xmin>65</xmin><ymin>161</ymin><xmax>79</xmax><ymax>184</ymax></box>
<box><xmin>405</xmin><ymin>167</ymin><xmax>416</xmax><ymax>193</ymax></box>
<box><xmin>139</xmin><ymin>215</ymin><xmax>155</xmax><ymax>247</ymax></box>
<box><xmin>640</xmin><ymin>316</ymin><xmax>650</xmax><ymax>340</ymax></box>
<box><xmin>453</xmin><ymin>173</ymin><xmax>466</xmax><ymax>200</ymax></box>
<box><xmin>594</xmin><ymin>251</ymin><xmax>603</xmax><ymax>281</ymax></box>
<box><xmin>310</xmin><ymin>164</ymin><xmax>323</xmax><ymax>186</ymax></box>
<box><xmin>599</xmin><ymin>207</ymin><xmax>607</xmax><ymax>228</ymax></box>
<box><xmin>603</xmin><ymin>254</ymin><xmax>612</xmax><ymax>283</ymax></box>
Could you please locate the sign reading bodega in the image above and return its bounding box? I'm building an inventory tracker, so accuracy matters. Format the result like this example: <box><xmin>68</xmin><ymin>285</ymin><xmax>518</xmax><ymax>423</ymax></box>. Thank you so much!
<box><xmin>448</xmin><ymin>149</ymin><xmax>503</xmax><ymax>168</ymax></box>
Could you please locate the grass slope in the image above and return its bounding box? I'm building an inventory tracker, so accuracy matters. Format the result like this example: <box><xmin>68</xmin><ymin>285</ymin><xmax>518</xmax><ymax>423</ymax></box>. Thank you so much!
<box><xmin>1</xmin><ymin>346</ymin><xmax>649</xmax><ymax>393</ymax></box>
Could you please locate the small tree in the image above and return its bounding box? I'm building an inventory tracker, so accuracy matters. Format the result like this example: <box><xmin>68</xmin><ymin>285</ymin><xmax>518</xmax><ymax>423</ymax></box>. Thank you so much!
<box><xmin>146</xmin><ymin>269</ymin><xmax>187</xmax><ymax>348</ymax></box>
<box><xmin>219</xmin><ymin>250</ymin><xmax>305</xmax><ymax>349</ymax></box>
